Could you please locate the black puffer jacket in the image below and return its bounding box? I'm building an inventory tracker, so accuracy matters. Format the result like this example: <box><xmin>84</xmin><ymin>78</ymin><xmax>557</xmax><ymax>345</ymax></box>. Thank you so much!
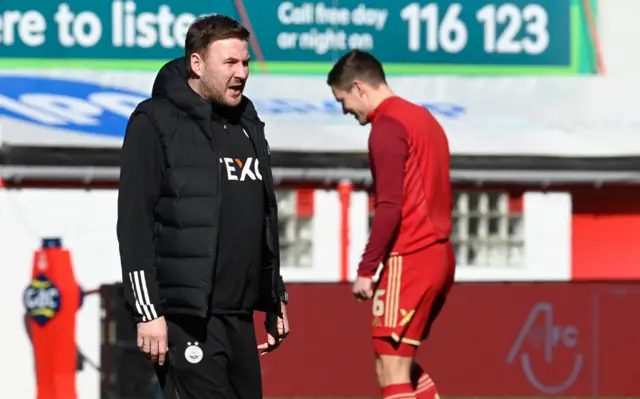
<box><xmin>117</xmin><ymin>57</ymin><xmax>285</xmax><ymax>323</ymax></box>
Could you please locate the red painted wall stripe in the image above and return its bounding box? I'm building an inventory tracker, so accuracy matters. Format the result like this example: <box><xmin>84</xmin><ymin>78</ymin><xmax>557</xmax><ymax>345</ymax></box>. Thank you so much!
<box><xmin>572</xmin><ymin>188</ymin><xmax>640</xmax><ymax>279</ymax></box>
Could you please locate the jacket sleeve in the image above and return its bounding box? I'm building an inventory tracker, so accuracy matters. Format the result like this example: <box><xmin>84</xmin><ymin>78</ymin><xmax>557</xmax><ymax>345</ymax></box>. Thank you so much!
<box><xmin>265</xmin><ymin>138</ymin><xmax>287</xmax><ymax>303</ymax></box>
<box><xmin>117</xmin><ymin>112</ymin><xmax>164</xmax><ymax>324</ymax></box>
<box><xmin>276</xmin><ymin>275</ymin><xmax>286</xmax><ymax>298</ymax></box>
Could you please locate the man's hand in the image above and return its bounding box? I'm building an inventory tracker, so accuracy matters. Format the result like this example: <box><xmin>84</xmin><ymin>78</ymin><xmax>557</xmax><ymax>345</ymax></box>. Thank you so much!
<box><xmin>257</xmin><ymin>302</ymin><xmax>290</xmax><ymax>356</ymax></box>
<box><xmin>137</xmin><ymin>316</ymin><xmax>168</xmax><ymax>365</ymax></box>
<box><xmin>352</xmin><ymin>276</ymin><xmax>374</xmax><ymax>301</ymax></box>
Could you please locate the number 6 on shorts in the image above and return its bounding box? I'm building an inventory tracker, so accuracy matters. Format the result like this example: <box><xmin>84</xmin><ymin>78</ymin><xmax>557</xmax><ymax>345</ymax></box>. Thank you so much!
<box><xmin>372</xmin><ymin>289</ymin><xmax>385</xmax><ymax>317</ymax></box>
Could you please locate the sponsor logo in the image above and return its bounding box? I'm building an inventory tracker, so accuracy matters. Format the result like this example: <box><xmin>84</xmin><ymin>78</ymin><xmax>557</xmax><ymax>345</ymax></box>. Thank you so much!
<box><xmin>0</xmin><ymin>75</ymin><xmax>147</xmax><ymax>137</ymax></box>
<box><xmin>251</xmin><ymin>98</ymin><xmax>465</xmax><ymax>119</ymax></box>
<box><xmin>24</xmin><ymin>274</ymin><xmax>61</xmax><ymax>327</ymax></box>
<box><xmin>0</xmin><ymin>76</ymin><xmax>466</xmax><ymax>139</ymax></box>
<box><xmin>220</xmin><ymin>157</ymin><xmax>262</xmax><ymax>181</ymax></box>
<box><xmin>506</xmin><ymin>302</ymin><xmax>583</xmax><ymax>394</ymax></box>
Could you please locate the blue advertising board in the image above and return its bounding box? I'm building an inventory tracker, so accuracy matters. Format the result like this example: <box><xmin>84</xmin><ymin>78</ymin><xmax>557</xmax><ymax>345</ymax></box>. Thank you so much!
<box><xmin>0</xmin><ymin>74</ymin><xmax>466</xmax><ymax>141</ymax></box>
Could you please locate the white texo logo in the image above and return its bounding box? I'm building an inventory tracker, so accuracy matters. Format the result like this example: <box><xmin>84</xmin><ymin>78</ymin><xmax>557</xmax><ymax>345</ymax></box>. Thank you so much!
<box><xmin>220</xmin><ymin>157</ymin><xmax>262</xmax><ymax>181</ymax></box>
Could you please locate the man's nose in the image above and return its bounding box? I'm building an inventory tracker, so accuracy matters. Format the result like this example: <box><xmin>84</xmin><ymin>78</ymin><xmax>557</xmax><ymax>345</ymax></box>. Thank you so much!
<box><xmin>235</xmin><ymin>65</ymin><xmax>249</xmax><ymax>80</ymax></box>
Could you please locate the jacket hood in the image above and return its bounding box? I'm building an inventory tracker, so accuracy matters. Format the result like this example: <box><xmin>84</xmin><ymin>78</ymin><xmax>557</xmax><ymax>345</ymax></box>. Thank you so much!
<box><xmin>151</xmin><ymin>57</ymin><xmax>258</xmax><ymax>121</ymax></box>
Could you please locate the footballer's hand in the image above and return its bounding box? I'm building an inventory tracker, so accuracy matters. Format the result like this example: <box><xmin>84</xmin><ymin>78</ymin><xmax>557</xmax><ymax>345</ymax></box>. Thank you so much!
<box><xmin>258</xmin><ymin>303</ymin><xmax>289</xmax><ymax>356</ymax></box>
<box><xmin>352</xmin><ymin>276</ymin><xmax>374</xmax><ymax>302</ymax></box>
<box><xmin>137</xmin><ymin>316</ymin><xmax>168</xmax><ymax>366</ymax></box>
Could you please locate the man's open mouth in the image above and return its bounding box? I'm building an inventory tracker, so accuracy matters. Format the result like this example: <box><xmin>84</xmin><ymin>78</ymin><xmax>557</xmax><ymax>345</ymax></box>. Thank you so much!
<box><xmin>229</xmin><ymin>84</ymin><xmax>243</xmax><ymax>95</ymax></box>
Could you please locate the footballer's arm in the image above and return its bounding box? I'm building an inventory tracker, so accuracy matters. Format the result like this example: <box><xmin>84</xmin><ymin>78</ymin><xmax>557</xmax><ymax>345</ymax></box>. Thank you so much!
<box><xmin>358</xmin><ymin>117</ymin><xmax>408</xmax><ymax>278</ymax></box>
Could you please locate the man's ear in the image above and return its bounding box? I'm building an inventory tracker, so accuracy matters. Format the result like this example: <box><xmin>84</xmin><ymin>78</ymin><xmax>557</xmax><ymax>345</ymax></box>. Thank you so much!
<box><xmin>190</xmin><ymin>53</ymin><xmax>203</xmax><ymax>78</ymax></box>
<box><xmin>352</xmin><ymin>80</ymin><xmax>366</xmax><ymax>96</ymax></box>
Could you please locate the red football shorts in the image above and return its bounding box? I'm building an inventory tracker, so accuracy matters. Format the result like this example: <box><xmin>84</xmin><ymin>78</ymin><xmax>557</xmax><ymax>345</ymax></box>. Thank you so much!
<box><xmin>371</xmin><ymin>240</ymin><xmax>455</xmax><ymax>347</ymax></box>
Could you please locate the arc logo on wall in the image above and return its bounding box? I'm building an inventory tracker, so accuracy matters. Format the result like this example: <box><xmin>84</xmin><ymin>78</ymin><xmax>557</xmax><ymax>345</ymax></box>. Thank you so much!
<box><xmin>506</xmin><ymin>302</ymin><xmax>584</xmax><ymax>394</ymax></box>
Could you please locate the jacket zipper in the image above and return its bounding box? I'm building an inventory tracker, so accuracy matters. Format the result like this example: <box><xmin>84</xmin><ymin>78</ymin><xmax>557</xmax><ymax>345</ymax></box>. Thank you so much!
<box><xmin>254</xmin><ymin>120</ymin><xmax>279</xmax><ymax>305</ymax></box>
<box><xmin>206</xmin><ymin>120</ymin><xmax>223</xmax><ymax>313</ymax></box>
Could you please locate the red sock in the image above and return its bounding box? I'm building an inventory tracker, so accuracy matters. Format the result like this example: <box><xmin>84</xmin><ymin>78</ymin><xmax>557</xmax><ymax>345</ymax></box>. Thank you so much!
<box><xmin>414</xmin><ymin>371</ymin><xmax>439</xmax><ymax>399</ymax></box>
<box><xmin>381</xmin><ymin>383</ymin><xmax>416</xmax><ymax>399</ymax></box>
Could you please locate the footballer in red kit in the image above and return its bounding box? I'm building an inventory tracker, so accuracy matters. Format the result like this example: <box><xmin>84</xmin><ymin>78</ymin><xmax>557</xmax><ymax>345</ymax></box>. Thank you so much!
<box><xmin>327</xmin><ymin>50</ymin><xmax>455</xmax><ymax>399</ymax></box>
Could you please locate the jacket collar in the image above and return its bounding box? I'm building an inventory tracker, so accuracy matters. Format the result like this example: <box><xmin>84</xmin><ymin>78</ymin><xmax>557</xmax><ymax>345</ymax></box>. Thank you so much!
<box><xmin>151</xmin><ymin>56</ymin><xmax>259</xmax><ymax>123</ymax></box>
<box><xmin>367</xmin><ymin>96</ymin><xmax>400</xmax><ymax>123</ymax></box>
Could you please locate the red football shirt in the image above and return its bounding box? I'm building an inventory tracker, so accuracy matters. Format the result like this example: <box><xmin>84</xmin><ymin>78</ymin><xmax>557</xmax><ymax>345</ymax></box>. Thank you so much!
<box><xmin>358</xmin><ymin>96</ymin><xmax>453</xmax><ymax>277</ymax></box>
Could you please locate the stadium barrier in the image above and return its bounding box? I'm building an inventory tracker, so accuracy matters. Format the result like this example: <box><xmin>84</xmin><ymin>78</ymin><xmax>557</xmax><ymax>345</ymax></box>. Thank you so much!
<box><xmin>255</xmin><ymin>282</ymin><xmax>640</xmax><ymax>398</ymax></box>
<box><xmin>100</xmin><ymin>281</ymin><xmax>640</xmax><ymax>398</ymax></box>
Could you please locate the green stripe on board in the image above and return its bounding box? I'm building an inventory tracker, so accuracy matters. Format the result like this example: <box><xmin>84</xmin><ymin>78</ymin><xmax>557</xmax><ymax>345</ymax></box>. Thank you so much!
<box><xmin>0</xmin><ymin>58</ymin><xmax>576</xmax><ymax>75</ymax></box>
<box><xmin>569</xmin><ymin>2</ymin><xmax>582</xmax><ymax>73</ymax></box>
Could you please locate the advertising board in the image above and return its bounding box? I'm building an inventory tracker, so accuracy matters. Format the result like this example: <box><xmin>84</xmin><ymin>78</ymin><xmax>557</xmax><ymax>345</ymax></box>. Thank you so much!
<box><xmin>258</xmin><ymin>282</ymin><xmax>640</xmax><ymax>397</ymax></box>
<box><xmin>2</xmin><ymin>72</ymin><xmax>640</xmax><ymax>156</ymax></box>
<box><xmin>0</xmin><ymin>0</ymin><xmax>596</xmax><ymax>74</ymax></box>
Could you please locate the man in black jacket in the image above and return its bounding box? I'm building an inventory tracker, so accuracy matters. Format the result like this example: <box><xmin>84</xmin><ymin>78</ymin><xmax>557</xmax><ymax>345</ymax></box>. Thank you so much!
<box><xmin>116</xmin><ymin>14</ymin><xmax>289</xmax><ymax>399</ymax></box>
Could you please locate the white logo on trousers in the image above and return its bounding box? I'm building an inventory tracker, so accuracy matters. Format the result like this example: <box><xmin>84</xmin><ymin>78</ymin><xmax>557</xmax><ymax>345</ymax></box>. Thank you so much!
<box><xmin>184</xmin><ymin>341</ymin><xmax>203</xmax><ymax>364</ymax></box>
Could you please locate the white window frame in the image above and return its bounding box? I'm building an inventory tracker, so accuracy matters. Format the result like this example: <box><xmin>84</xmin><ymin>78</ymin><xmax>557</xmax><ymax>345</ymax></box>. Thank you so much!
<box><xmin>275</xmin><ymin>189</ymin><xmax>314</xmax><ymax>269</ymax></box>
<box><xmin>451</xmin><ymin>190</ymin><xmax>525</xmax><ymax>268</ymax></box>
<box><xmin>357</xmin><ymin>189</ymin><xmax>572</xmax><ymax>283</ymax></box>
<box><xmin>456</xmin><ymin>191</ymin><xmax>572</xmax><ymax>282</ymax></box>
<box><xmin>277</xmin><ymin>189</ymin><xmax>341</xmax><ymax>282</ymax></box>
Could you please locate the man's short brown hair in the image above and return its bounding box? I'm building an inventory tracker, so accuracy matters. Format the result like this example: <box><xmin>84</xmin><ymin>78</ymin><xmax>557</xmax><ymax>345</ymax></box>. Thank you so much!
<box><xmin>185</xmin><ymin>14</ymin><xmax>250</xmax><ymax>73</ymax></box>
<box><xmin>326</xmin><ymin>50</ymin><xmax>387</xmax><ymax>91</ymax></box>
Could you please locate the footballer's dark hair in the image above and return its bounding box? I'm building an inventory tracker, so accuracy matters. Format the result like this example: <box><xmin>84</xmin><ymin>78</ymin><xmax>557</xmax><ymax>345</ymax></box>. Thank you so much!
<box><xmin>184</xmin><ymin>14</ymin><xmax>250</xmax><ymax>75</ymax></box>
<box><xmin>326</xmin><ymin>50</ymin><xmax>387</xmax><ymax>91</ymax></box>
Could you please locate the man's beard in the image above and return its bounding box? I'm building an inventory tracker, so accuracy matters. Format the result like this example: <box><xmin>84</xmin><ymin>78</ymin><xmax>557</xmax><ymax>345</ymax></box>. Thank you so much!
<box><xmin>201</xmin><ymin>75</ymin><xmax>228</xmax><ymax>106</ymax></box>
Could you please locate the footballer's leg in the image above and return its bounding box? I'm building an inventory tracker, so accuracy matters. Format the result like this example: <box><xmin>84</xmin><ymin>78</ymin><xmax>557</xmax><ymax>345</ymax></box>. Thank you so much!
<box><xmin>373</xmin><ymin>338</ymin><xmax>418</xmax><ymax>399</ymax></box>
<box><xmin>372</xmin><ymin>254</ymin><xmax>424</xmax><ymax>398</ymax></box>
<box><xmin>372</xmin><ymin>342</ymin><xmax>438</xmax><ymax>399</ymax></box>
<box><xmin>371</xmin><ymin>256</ymin><xmax>417</xmax><ymax>398</ymax></box>
<box><xmin>411</xmin><ymin>362</ymin><xmax>439</xmax><ymax>399</ymax></box>
<box><xmin>372</xmin><ymin>243</ymin><xmax>454</xmax><ymax>399</ymax></box>
<box><xmin>410</xmin><ymin>281</ymin><xmax>452</xmax><ymax>399</ymax></box>
<box><xmin>411</xmin><ymin>241</ymin><xmax>455</xmax><ymax>399</ymax></box>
